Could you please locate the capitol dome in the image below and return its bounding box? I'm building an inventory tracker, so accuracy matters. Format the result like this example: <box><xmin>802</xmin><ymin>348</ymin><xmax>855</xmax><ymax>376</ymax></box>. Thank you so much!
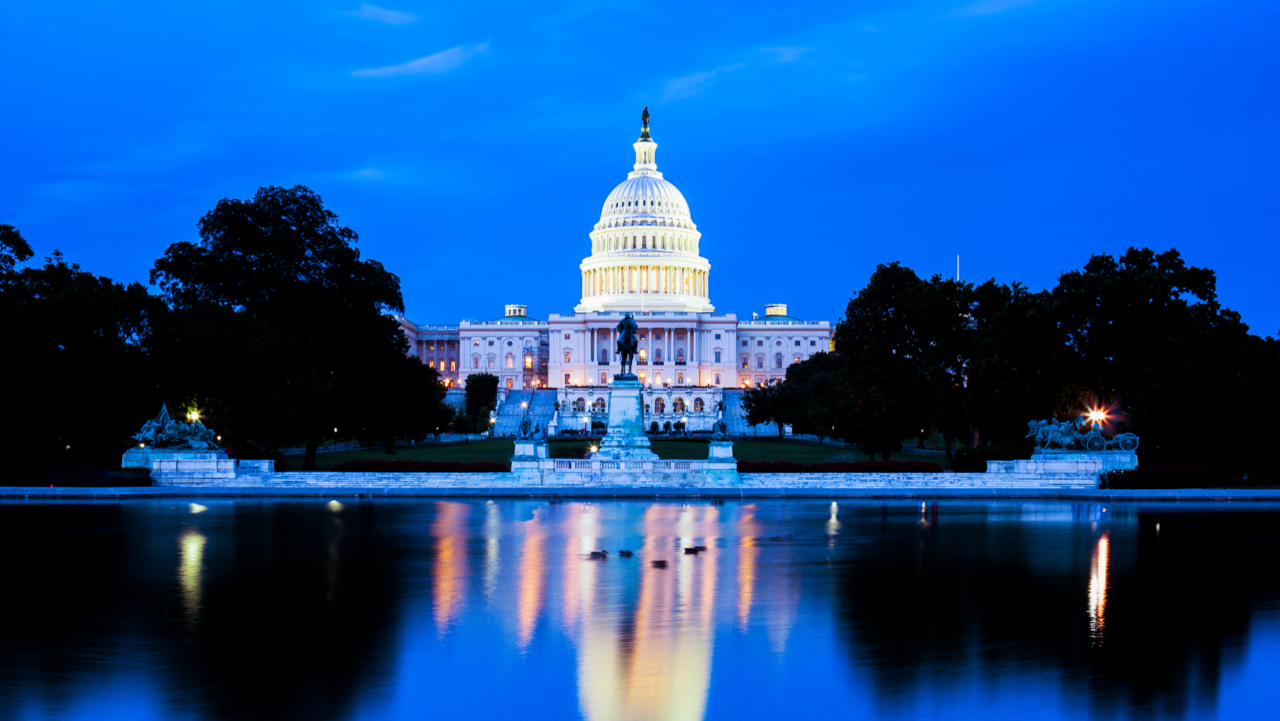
<box><xmin>576</xmin><ymin>109</ymin><xmax>713</xmax><ymax>314</ymax></box>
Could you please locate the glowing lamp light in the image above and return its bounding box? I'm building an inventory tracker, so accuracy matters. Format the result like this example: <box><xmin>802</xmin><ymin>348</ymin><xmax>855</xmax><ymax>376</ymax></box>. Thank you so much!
<box><xmin>1088</xmin><ymin>408</ymin><xmax>1108</xmax><ymax>424</ymax></box>
<box><xmin>589</xmin><ymin>445</ymin><xmax>598</xmax><ymax>453</ymax></box>
<box><xmin>187</xmin><ymin>410</ymin><xmax>200</xmax><ymax>422</ymax></box>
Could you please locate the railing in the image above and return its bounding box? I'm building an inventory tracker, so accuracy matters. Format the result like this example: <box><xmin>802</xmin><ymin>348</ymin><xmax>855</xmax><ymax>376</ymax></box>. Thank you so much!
<box><xmin>554</xmin><ymin>460</ymin><xmax>592</xmax><ymax>471</ymax></box>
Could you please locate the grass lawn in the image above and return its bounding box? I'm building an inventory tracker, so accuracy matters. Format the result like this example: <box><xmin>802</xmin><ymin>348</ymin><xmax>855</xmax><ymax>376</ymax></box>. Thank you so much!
<box><xmin>302</xmin><ymin>436</ymin><xmax>933</xmax><ymax>469</ymax></box>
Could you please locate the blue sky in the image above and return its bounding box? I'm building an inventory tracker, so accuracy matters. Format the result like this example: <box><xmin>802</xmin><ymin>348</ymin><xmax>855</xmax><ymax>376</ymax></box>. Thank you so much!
<box><xmin>3</xmin><ymin>0</ymin><xmax>1277</xmax><ymax>334</ymax></box>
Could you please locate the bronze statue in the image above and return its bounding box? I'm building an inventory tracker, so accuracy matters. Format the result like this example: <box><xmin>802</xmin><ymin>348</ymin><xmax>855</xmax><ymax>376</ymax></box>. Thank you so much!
<box><xmin>615</xmin><ymin>312</ymin><xmax>639</xmax><ymax>377</ymax></box>
<box><xmin>640</xmin><ymin>107</ymin><xmax>651</xmax><ymax>141</ymax></box>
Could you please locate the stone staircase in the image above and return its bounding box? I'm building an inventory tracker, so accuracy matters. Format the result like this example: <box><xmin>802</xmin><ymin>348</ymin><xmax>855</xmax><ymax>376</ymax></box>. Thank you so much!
<box><xmin>492</xmin><ymin>390</ymin><xmax>533</xmax><ymax>435</ymax></box>
<box><xmin>720</xmin><ymin>389</ymin><xmax>771</xmax><ymax>436</ymax></box>
<box><xmin>527</xmin><ymin>389</ymin><xmax>557</xmax><ymax>430</ymax></box>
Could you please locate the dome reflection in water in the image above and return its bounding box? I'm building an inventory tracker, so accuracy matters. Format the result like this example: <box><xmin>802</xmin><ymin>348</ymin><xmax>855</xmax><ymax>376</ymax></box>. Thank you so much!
<box><xmin>0</xmin><ymin>500</ymin><xmax>1276</xmax><ymax>721</ymax></box>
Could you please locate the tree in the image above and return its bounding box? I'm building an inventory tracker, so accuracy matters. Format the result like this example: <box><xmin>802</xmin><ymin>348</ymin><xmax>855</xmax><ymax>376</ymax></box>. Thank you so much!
<box><xmin>775</xmin><ymin>352</ymin><xmax>843</xmax><ymax>443</ymax></box>
<box><xmin>1051</xmin><ymin>247</ymin><xmax>1278</xmax><ymax>475</ymax></box>
<box><xmin>0</xmin><ymin>249</ymin><xmax>167</xmax><ymax>479</ymax></box>
<box><xmin>150</xmin><ymin>186</ymin><xmax>409</xmax><ymax>469</ymax></box>
<box><xmin>833</xmin><ymin>263</ymin><xmax>932</xmax><ymax>460</ymax></box>
<box><xmin>0</xmin><ymin>224</ymin><xmax>34</xmax><ymax>276</ymax></box>
<box><xmin>463</xmin><ymin>373</ymin><xmax>499</xmax><ymax>428</ymax></box>
<box><xmin>741</xmin><ymin>381</ymin><xmax>788</xmax><ymax>437</ymax></box>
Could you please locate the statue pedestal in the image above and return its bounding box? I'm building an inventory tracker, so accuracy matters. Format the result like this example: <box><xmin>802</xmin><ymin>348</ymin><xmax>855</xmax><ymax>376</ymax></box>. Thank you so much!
<box><xmin>122</xmin><ymin>448</ymin><xmax>227</xmax><ymax>469</ymax></box>
<box><xmin>596</xmin><ymin>379</ymin><xmax>658</xmax><ymax>460</ymax></box>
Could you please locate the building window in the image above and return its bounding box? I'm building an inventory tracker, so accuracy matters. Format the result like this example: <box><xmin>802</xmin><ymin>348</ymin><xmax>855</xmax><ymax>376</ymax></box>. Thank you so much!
<box><xmin>600</xmin><ymin>349</ymin><xmax>609</xmax><ymax>364</ymax></box>
<box><xmin>714</xmin><ymin>350</ymin><xmax>721</xmax><ymax>363</ymax></box>
<box><xmin>564</xmin><ymin>349</ymin><xmax>572</xmax><ymax>363</ymax></box>
<box><xmin>639</xmin><ymin>348</ymin><xmax>647</xmax><ymax>364</ymax></box>
<box><xmin>757</xmin><ymin>340</ymin><xmax>763</xmax><ymax>347</ymax></box>
<box><xmin>775</xmin><ymin>353</ymin><xmax>783</xmax><ymax>369</ymax></box>
<box><xmin>776</xmin><ymin>340</ymin><xmax>783</xmax><ymax>346</ymax></box>
<box><xmin>655</xmin><ymin>332</ymin><xmax>663</xmax><ymax>340</ymax></box>
<box><xmin>741</xmin><ymin>340</ymin><xmax>748</xmax><ymax>347</ymax></box>
<box><xmin>488</xmin><ymin>340</ymin><xmax>494</xmax><ymax>346</ymax></box>
<box><xmin>574</xmin><ymin>397</ymin><xmax>586</xmax><ymax>411</ymax></box>
<box><xmin>524</xmin><ymin>356</ymin><xmax>533</xmax><ymax>369</ymax></box>
<box><xmin>655</xmin><ymin>349</ymin><xmax>663</xmax><ymax>363</ymax></box>
<box><xmin>677</xmin><ymin>373</ymin><xmax>684</xmax><ymax>385</ymax></box>
<box><xmin>600</xmin><ymin>371</ymin><xmax>608</xmax><ymax>385</ymax></box>
<box><xmin>450</xmin><ymin>361</ymin><xmax>456</xmax><ymax>371</ymax></box>
<box><xmin>714</xmin><ymin>373</ymin><xmax>721</xmax><ymax>385</ymax></box>
<box><xmin>674</xmin><ymin>398</ymin><xmax>685</xmax><ymax>414</ymax></box>
<box><xmin>506</xmin><ymin>378</ymin><xmax>513</xmax><ymax>389</ymax></box>
<box><xmin>794</xmin><ymin>356</ymin><xmax>801</xmax><ymax>364</ymax></box>
<box><xmin>756</xmin><ymin>356</ymin><xmax>763</xmax><ymax>369</ymax></box>
<box><xmin>593</xmin><ymin>397</ymin><xmax>607</xmax><ymax>413</ymax></box>
<box><xmin>566</xmin><ymin>374</ymin><xmax>572</xmax><ymax>386</ymax></box>
<box><xmin>564</xmin><ymin>333</ymin><xmax>571</xmax><ymax>340</ymax></box>
<box><xmin>676</xmin><ymin>350</ymin><xmax>684</xmax><ymax>364</ymax></box>
<box><xmin>473</xmin><ymin>356</ymin><xmax>480</xmax><ymax>369</ymax></box>
<box><xmin>428</xmin><ymin>361</ymin><xmax>435</xmax><ymax>369</ymax></box>
<box><xmin>488</xmin><ymin>357</ymin><xmax>495</xmax><ymax>369</ymax></box>
<box><xmin>810</xmin><ymin>340</ymin><xmax>816</xmax><ymax>346</ymax></box>
<box><xmin>694</xmin><ymin>398</ymin><xmax>704</xmax><ymax>412</ymax></box>
<box><xmin>655</xmin><ymin>398</ymin><xmax>665</xmax><ymax>413</ymax></box>
<box><xmin>740</xmin><ymin>355</ymin><xmax>748</xmax><ymax>369</ymax></box>
<box><xmin>473</xmin><ymin>340</ymin><xmax>480</xmax><ymax>346</ymax></box>
<box><xmin>794</xmin><ymin>340</ymin><xmax>801</xmax><ymax>346</ymax></box>
<box><xmin>506</xmin><ymin>354</ymin><xmax>514</xmax><ymax>369</ymax></box>
<box><xmin>714</xmin><ymin>334</ymin><xmax>721</xmax><ymax>340</ymax></box>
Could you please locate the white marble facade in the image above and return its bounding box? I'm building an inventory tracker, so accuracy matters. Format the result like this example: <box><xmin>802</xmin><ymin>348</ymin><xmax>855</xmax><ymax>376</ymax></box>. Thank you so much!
<box><xmin>397</xmin><ymin>114</ymin><xmax>833</xmax><ymax>401</ymax></box>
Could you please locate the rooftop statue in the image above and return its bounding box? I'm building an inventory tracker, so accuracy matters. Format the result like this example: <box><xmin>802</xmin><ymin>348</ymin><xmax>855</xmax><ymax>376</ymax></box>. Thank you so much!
<box><xmin>616</xmin><ymin>312</ymin><xmax>639</xmax><ymax>378</ymax></box>
<box><xmin>1027</xmin><ymin>417</ymin><xmax>1139</xmax><ymax>453</ymax></box>
<box><xmin>133</xmin><ymin>405</ymin><xmax>221</xmax><ymax>451</ymax></box>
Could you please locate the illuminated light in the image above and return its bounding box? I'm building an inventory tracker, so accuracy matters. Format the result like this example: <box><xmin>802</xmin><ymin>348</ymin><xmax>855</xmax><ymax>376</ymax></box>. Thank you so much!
<box><xmin>139</xmin><ymin>443</ymin><xmax>146</xmax><ymax>448</ymax></box>
<box><xmin>589</xmin><ymin>445</ymin><xmax>598</xmax><ymax>453</ymax></box>
<box><xmin>187</xmin><ymin>410</ymin><xmax>200</xmax><ymax>422</ymax></box>
<box><xmin>1087</xmin><ymin>408</ymin><xmax>1108</xmax><ymax>424</ymax></box>
<box><xmin>189</xmin><ymin>503</ymin><xmax>208</xmax><ymax>514</ymax></box>
<box><xmin>333</xmin><ymin>427</ymin><xmax>338</xmax><ymax>433</ymax></box>
<box><xmin>216</xmin><ymin>435</ymin><xmax>221</xmax><ymax>442</ymax></box>
<box><xmin>327</xmin><ymin>500</ymin><xmax>344</xmax><ymax>511</ymax></box>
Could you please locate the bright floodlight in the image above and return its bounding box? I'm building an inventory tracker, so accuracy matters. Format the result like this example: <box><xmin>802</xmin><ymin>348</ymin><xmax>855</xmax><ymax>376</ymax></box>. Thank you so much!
<box><xmin>1088</xmin><ymin>408</ymin><xmax>1107</xmax><ymax>423</ymax></box>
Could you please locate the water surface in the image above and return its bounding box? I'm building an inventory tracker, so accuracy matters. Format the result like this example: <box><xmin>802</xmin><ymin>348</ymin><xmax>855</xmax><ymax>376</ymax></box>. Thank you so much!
<box><xmin>1</xmin><ymin>499</ymin><xmax>1277</xmax><ymax>720</ymax></box>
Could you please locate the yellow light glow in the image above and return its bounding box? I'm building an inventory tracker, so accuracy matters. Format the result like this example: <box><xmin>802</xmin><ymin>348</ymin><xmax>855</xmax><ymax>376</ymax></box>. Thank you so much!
<box><xmin>328</xmin><ymin>500</ymin><xmax>343</xmax><ymax>512</ymax></box>
<box><xmin>189</xmin><ymin>503</ymin><xmax>208</xmax><ymax>514</ymax></box>
<box><xmin>1088</xmin><ymin>408</ymin><xmax>1108</xmax><ymax>423</ymax></box>
<box><xmin>187</xmin><ymin>410</ymin><xmax>200</xmax><ymax>422</ymax></box>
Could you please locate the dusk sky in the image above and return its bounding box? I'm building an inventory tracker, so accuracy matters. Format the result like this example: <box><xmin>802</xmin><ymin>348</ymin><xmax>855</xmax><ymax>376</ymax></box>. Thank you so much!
<box><xmin>3</xmin><ymin>0</ymin><xmax>1277</xmax><ymax>334</ymax></box>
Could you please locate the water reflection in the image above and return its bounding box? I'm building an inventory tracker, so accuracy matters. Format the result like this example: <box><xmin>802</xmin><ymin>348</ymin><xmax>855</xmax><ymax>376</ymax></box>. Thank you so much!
<box><xmin>431</xmin><ymin>501</ymin><xmax>470</xmax><ymax>635</ymax></box>
<box><xmin>178</xmin><ymin>528</ymin><xmax>206</xmax><ymax>622</ymax></box>
<box><xmin>1089</xmin><ymin>531</ymin><xmax>1110</xmax><ymax>644</ymax></box>
<box><xmin>0</xmin><ymin>500</ymin><xmax>1277</xmax><ymax>721</ymax></box>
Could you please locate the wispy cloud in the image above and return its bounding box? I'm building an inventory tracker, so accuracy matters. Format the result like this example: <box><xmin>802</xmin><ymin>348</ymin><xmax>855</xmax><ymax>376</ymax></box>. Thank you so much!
<box><xmin>343</xmin><ymin>3</ymin><xmax>418</xmax><ymax>25</ymax></box>
<box><xmin>352</xmin><ymin>41</ymin><xmax>489</xmax><ymax>78</ymax></box>
<box><xmin>760</xmin><ymin>46</ymin><xmax>813</xmax><ymax>64</ymax></box>
<box><xmin>954</xmin><ymin>0</ymin><xmax>1034</xmax><ymax>16</ymax></box>
<box><xmin>351</xmin><ymin>168</ymin><xmax>387</xmax><ymax>181</ymax></box>
<box><xmin>662</xmin><ymin>63</ymin><xmax>745</xmax><ymax>100</ymax></box>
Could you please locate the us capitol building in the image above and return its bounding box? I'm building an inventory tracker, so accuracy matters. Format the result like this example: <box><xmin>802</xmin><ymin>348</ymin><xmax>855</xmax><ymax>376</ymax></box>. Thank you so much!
<box><xmin>397</xmin><ymin>110</ymin><xmax>832</xmax><ymax>433</ymax></box>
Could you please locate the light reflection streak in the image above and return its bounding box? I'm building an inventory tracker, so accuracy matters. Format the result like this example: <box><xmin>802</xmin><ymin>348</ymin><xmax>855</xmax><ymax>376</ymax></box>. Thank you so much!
<box><xmin>576</xmin><ymin>504</ymin><xmax>718</xmax><ymax>721</ymax></box>
<box><xmin>179</xmin><ymin>528</ymin><xmax>206</xmax><ymax>623</ymax></box>
<box><xmin>483</xmin><ymin>501</ymin><xmax>501</xmax><ymax>603</ymax></box>
<box><xmin>516</xmin><ymin>509</ymin><xmax>546</xmax><ymax>651</ymax></box>
<box><xmin>738</xmin><ymin>504</ymin><xmax>760</xmax><ymax>632</ymax></box>
<box><xmin>431</xmin><ymin>502</ymin><xmax>471</xmax><ymax>635</ymax></box>
<box><xmin>1089</xmin><ymin>531</ymin><xmax>1110</xmax><ymax>644</ymax></box>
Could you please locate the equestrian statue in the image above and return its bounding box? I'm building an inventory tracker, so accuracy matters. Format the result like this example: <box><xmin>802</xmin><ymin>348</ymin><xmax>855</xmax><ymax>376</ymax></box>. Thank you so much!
<box><xmin>615</xmin><ymin>312</ymin><xmax>639</xmax><ymax>378</ymax></box>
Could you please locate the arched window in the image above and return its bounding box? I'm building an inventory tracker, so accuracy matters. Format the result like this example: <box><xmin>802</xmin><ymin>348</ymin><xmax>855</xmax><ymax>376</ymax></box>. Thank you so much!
<box><xmin>642</xmin><ymin>236</ymin><xmax>647</xmax><ymax>248</ymax></box>
<box><xmin>654</xmin><ymin>397</ymin><xmax>665</xmax><ymax>413</ymax></box>
<box><xmin>694</xmin><ymin>398</ymin><xmax>704</xmax><ymax>412</ymax></box>
<box><xmin>655</xmin><ymin>348</ymin><xmax>663</xmax><ymax>363</ymax></box>
<box><xmin>793</xmin><ymin>355</ymin><xmax>801</xmax><ymax>365</ymax></box>
<box><xmin>673</xmin><ymin>398</ymin><xmax>686</xmax><ymax>414</ymax></box>
<box><xmin>755</xmin><ymin>355</ymin><xmax>763</xmax><ymax>369</ymax></box>
<box><xmin>740</xmin><ymin>355</ymin><xmax>748</xmax><ymax>369</ymax></box>
<box><xmin>573</xmin><ymin>397</ymin><xmax>586</xmax><ymax>412</ymax></box>
<box><xmin>593</xmin><ymin>398</ymin><xmax>607</xmax><ymax>413</ymax></box>
<box><xmin>775</xmin><ymin>353</ymin><xmax>783</xmax><ymax>369</ymax></box>
<box><xmin>488</xmin><ymin>356</ymin><xmax>496</xmax><ymax>369</ymax></box>
<box><xmin>506</xmin><ymin>353</ymin><xmax>514</xmax><ymax>369</ymax></box>
<box><xmin>600</xmin><ymin>348</ymin><xmax>609</xmax><ymax>364</ymax></box>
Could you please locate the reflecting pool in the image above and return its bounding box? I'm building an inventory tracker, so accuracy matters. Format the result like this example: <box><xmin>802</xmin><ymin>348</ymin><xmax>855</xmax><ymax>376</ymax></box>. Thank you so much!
<box><xmin>1</xmin><ymin>500</ymin><xmax>1277</xmax><ymax>720</ymax></box>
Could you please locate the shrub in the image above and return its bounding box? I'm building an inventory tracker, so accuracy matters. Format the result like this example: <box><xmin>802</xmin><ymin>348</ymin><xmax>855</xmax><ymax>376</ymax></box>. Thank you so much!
<box><xmin>738</xmin><ymin>460</ymin><xmax>942</xmax><ymax>473</ymax></box>
<box><xmin>333</xmin><ymin>460</ymin><xmax>509</xmax><ymax>473</ymax></box>
<box><xmin>951</xmin><ymin>443</ymin><xmax>1034</xmax><ymax>473</ymax></box>
<box><xmin>1106</xmin><ymin>464</ymin><xmax>1222</xmax><ymax>489</ymax></box>
<box><xmin>45</xmin><ymin>466</ymin><xmax>153</xmax><ymax>487</ymax></box>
